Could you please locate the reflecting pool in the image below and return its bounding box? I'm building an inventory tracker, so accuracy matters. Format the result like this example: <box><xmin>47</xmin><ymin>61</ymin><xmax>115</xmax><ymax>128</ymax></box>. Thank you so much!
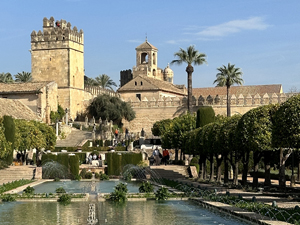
<box><xmin>32</xmin><ymin>180</ymin><xmax>141</xmax><ymax>194</ymax></box>
<box><xmin>0</xmin><ymin>200</ymin><xmax>252</xmax><ymax>225</ymax></box>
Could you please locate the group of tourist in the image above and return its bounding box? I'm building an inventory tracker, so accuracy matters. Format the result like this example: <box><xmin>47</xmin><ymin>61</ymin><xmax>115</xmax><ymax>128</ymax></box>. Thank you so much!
<box><xmin>86</xmin><ymin>153</ymin><xmax>102</xmax><ymax>164</ymax></box>
<box><xmin>152</xmin><ymin>147</ymin><xmax>169</xmax><ymax>166</ymax></box>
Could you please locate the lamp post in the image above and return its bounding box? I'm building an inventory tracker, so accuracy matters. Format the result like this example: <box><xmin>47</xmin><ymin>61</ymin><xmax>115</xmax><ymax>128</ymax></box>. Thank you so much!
<box><xmin>65</xmin><ymin>108</ymin><xmax>68</xmax><ymax>125</ymax></box>
<box><xmin>56</xmin><ymin>119</ymin><xmax>59</xmax><ymax>137</ymax></box>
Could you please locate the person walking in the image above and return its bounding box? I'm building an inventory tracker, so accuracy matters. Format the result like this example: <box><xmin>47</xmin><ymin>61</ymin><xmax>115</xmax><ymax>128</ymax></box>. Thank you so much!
<box><xmin>152</xmin><ymin>147</ymin><xmax>160</xmax><ymax>166</ymax></box>
<box><xmin>162</xmin><ymin>149</ymin><xmax>170</xmax><ymax>165</ymax></box>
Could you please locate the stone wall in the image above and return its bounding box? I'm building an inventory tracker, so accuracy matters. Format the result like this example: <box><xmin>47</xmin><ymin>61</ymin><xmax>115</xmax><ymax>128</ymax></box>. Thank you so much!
<box><xmin>123</xmin><ymin>92</ymin><xmax>298</xmax><ymax>134</ymax></box>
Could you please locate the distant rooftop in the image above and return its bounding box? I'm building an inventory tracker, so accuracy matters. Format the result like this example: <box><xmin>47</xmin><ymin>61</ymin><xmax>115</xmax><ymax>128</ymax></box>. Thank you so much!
<box><xmin>0</xmin><ymin>81</ymin><xmax>54</xmax><ymax>94</ymax></box>
<box><xmin>0</xmin><ymin>98</ymin><xmax>41</xmax><ymax>121</ymax></box>
<box><xmin>193</xmin><ymin>84</ymin><xmax>283</xmax><ymax>97</ymax></box>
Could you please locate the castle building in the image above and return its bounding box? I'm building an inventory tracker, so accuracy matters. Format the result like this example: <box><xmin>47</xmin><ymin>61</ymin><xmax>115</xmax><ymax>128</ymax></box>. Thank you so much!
<box><xmin>30</xmin><ymin>17</ymin><xmax>85</xmax><ymax>120</ymax></box>
<box><xmin>118</xmin><ymin>40</ymin><xmax>186</xmax><ymax>101</ymax></box>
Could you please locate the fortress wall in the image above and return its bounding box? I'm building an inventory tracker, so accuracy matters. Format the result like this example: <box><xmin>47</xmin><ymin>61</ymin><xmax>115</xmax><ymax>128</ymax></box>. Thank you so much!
<box><xmin>123</xmin><ymin>92</ymin><xmax>297</xmax><ymax>134</ymax></box>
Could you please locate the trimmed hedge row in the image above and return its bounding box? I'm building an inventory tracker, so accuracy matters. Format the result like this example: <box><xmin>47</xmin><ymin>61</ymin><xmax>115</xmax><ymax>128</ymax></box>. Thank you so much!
<box><xmin>41</xmin><ymin>153</ymin><xmax>79</xmax><ymax>179</ymax></box>
<box><xmin>106</xmin><ymin>152</ymin><xmax>142</xmax><ymax>176</ymax></box>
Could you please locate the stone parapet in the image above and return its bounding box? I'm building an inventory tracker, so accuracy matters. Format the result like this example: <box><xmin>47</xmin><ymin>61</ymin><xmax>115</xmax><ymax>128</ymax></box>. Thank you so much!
<box><xmin>125</xmin><ymin>92</ymin><xmax>295</xmax><ymax>109</ymax></box>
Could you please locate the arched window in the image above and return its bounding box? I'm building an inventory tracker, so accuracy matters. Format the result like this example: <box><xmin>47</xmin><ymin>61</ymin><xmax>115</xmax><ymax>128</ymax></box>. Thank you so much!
<box><xmin>135</xmin><ymin>81</ymin><xmax>137</xmax><ymax>86</ymax></box>
<box><xmin>141</xmin><ymin>81</ymin><xmax>143</xmax><ymax>85</ymax></box>
<box><xmin>153</xmin><ymin>69</ymin><xmax>156</xmax><ymax>76</ymax></box>
<box><xmin>153</xmin><ymin>53</ymin><xmax>156</xmax><ymax>65</ymax></box>
<box><xmin>141</xmin><ymin>53</ymin><xmax>148</xmax><ymax>64</ymax></box>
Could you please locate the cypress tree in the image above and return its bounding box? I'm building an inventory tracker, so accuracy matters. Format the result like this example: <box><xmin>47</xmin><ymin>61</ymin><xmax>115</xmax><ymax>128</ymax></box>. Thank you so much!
<box><xmin>196</xmin><ymin>106</ymin><xmax>215</xmax><ymax>128</ymax></box>
<box><xmin>3</xmin><ymin>116</ymin><xmax>15</xmax><ymax>164</ymax></box>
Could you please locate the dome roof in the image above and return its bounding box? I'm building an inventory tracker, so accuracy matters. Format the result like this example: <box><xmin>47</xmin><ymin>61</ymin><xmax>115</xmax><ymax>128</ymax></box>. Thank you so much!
<box><xmin>164</xmin><ymin>63</ymin><xmax>173</xmax><ymax>76</ymax></box>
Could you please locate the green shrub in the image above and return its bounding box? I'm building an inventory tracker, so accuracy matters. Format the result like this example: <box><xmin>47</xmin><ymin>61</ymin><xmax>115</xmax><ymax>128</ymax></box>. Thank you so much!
<box><xmin>74</xmin><ymin>174</ymin><xmax>81</xmax><ymax>181</ymax></box>
<box><xmin>94</xmin><ymin>172</ymin><xmax>100</xmax><ymax>179</ymax></box>
<box><xmin>23</xmin><ymin>186</ymin><xmax>34</xmax><ymax>194</ymax></box>
<box><xmin>114</xmin><ymin>182</ymin><xmax>128</xmax><ymax>193</ymax></box>
<box><xmin>85</xmin><ymin>172</ymin><xmax>93</xmax><ymax>179</ymax></box>
<box><xmin>100</xmin><ymin>172</ymin><xmax>109</xmax><ymax>180</ymax></box>
<box><xmin>1</xmin><ymin>194</ymin><xmax>16</xmax><ymax>202</ymax></box>
<box><xmin>54</xmin><ymin>178</ymin><xmax>60</xmax><ymax>182</ymax></box>
<box><xmin>109</xmin><ymin>183</ymin><xmax>128</xmax><ymax>202</ymax></box>
<box><xmin>139</xmin><ymin>181</ymin><xmax>154</xmax><ymax>193</ymax></box>
<box><xmin>56</xmin><ymin>187</ymin><xmax>66</xmax><ymax>193</ymax></box>
<box><xmin>58</xmin><ymin>194</ymin><xmax>71</xmax><ymax>204</ymax></box>
<box><xmin>155</xmin><ymin>186</ymin><xmax>170</xmax><ymax>200</ymax></box>
<box><xmin>124</xmin><ymin>172</ymin><xmax>132</xmax><ymax>182</ymax></box>
<box><xmin>80</xmin><ymin>169</ymin><xmax>87</xmax><ymax>179</ymax></box>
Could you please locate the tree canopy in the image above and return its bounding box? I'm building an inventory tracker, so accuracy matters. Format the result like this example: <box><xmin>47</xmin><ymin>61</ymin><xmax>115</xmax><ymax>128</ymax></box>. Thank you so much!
<box><xmin>95</xmin><ymin>74</ymin><xmax>117</xmax><ymax>90</ymax></box>
<box><xmin>87</xmin><ymin>94</ymin><xmax>135</xmax><ymax>126</ymax></box>
<box><xmin>14</xmin><ymin>71</ymin><xmax>32</xmax><ymax>83</ymax></box>
<box><xmin>0</xmin><ymin>72</ymin><xmax>14</xmax><ymax>83</ymax></box>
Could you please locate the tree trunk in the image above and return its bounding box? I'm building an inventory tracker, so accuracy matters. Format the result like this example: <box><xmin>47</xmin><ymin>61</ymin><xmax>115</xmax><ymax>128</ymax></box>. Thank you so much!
<box><xmin>209</xmin><ymin>153</ymin><xmax>215</xmax><ymax>182</ymax></box>
<box><xmin>298</xmin><ymin>159</ymin><xmax>300</xmax><ymax>182</ymax></box>
<box><xmin>279</xmin><ymin>147</ymin><xmax>292</xmax><ymax>189</ymax></box>
<box><xmin>234</xmin><ymin>160</ymin><xmax>239</xmax><ymax>185</ymax></box>
<box><xmin>242</xmin><ymin>151</ymin><xmax>250</xmax><ymax>186</ymax></box>
<box><xmin>252</xmin><ymin>151</ymin><xmax>262</xmax><ymax>189</ymax></box>
<box><xmin>216</xmin><ymin>154</ymin><xmax>223</xmax><ymax>183</ymax></box>
<box><xmin>199</xmin><ymin>154</ymin><xmax>205</xmax><ymax>180</ymax></box>
<box><xmin>227</xmin><ymin>86</ymin><xmax>231</xmax><ymax>117</ymax></box>
<box><xmin>224</xmin><ymin>153</ymin><xmax>229</xmax><ymax>184</ymax></box>
<box><xmin>175</xmin><ymin>149</ymin><xmax>179</xmax><ymax>161</ymax></box>
<box><xmin>264</xmin><ymin>151</ymin><xmax>272</xmax><ymax>186</ymax></box>
<box><xmin>186</xmin><ymin>64</ymin><xmax>194</xmax><ymax>112</ymax></box>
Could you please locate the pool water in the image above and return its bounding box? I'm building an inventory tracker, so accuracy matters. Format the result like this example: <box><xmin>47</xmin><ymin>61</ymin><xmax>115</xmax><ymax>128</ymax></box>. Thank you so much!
<box><xmin>0</xmin><ymin>200</ymin><xmax>253</xmax><ymax>225</ymax></box>
<box><xmin>32</xmin><ymin>180</ymin><xmax>141</xmax><ymax>194</ymax></box>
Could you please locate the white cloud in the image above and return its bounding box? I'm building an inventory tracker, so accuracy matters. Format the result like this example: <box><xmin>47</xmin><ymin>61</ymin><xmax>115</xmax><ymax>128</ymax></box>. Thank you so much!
<box><xmin>196</xmin><ymin>17</ymin><xmax>270</xmax><ymax>37</ymax></box>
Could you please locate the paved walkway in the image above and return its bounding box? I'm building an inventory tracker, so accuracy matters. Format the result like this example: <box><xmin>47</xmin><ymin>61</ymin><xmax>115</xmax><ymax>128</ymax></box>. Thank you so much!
<box><xmin>56</xmin><ymin>128</ymin><xmax>92</xmax><ymax>147</ymax></box>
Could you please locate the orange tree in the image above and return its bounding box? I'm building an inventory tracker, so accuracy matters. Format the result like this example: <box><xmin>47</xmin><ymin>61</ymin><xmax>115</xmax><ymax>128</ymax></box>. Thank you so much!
<box><xmin>273</xmin><ymin>94</ymin><xmax>300</xmax><ymax>189</ymax></box>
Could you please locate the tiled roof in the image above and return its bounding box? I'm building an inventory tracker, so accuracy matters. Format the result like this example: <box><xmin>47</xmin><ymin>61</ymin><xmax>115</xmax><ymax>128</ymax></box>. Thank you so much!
<box><xmin>136</xmin><ymin>40</ymin><xmax>157</xmax><ymax>50</ymax></box>
<box><xmin>0</xmin><ymin>81</ymin><xmax>52</xmax><ymax>94</ymax></box>
<box><xmin>0</xmin><ymin>98</ymin><xmax>41</xmax><ymax>121</ymax></box>
<box><xmin>193</xmin><ymin>84</ymin><xmax>283</xmax><ymax>97</ymax></box>
<box><xmin>117</xmin><ymin>75</ymin><xmax>186</xmax><ymax>95</ymax></box>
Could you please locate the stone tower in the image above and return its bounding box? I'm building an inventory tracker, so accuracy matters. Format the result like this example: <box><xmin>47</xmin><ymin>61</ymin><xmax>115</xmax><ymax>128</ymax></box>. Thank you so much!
<box><xmin>31</xmin><ymin>17</ymin><xmax>85</xmax><ymax>119</ymax></box>
<box><xmin>133</xmin><ymin>39</ymin><xmax>163</xmax><ymax>80</ymax></box>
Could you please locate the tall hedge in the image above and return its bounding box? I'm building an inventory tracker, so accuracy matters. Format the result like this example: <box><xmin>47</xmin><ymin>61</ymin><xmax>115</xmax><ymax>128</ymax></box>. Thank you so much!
<box><xmin>196</xmin><ymin>106</ymin><xmax>215</xmax><ymax>128</ymax></box>
<box><xmin>69</xmin><ymin>155</ymin><xmax>79</xmax><ymax>178</ymax></box>
<box><xmin>2</xmin><ymin>116</ymin><xmax>15</xmax><ymax>164</ymax></box>
<box><xmin>106</xmin><ymin>152</ymin><xmax>142</xmax><ymax>176</ymax></box>
<box><xmin>57</xmin><ymin>154</ymin><xmax>69</xmax><ymax>169</ymax></box>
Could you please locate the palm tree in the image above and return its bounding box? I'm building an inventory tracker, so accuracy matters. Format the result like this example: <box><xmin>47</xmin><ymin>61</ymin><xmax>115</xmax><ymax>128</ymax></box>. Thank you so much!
<box><xmin>84</xmin><ymin>76</ymin><xmax>97</xmax><ymax>86</ymax></box>
<box><xmin>0</xmin><ymin>72</ymin><xmax>14</xmax><ymax>83</ymax></box>
<box><xmin>171</xmin><ymin>45</ymin><xmax>207</xmax><ymax>112</ymax></box>
<box><xmin>14</xmin><ymin>71</ymin><xmax>32</xmax><ymax>83</ymax></box>
<box><xmin>213</xmin><ymin>63</ymin><xmax>243</xmax><ymax>117</ymax></box>
<box><xmin>95</xmin><ymin>74</ymin><xmax>117</xmax><ymax>90</ymax></box>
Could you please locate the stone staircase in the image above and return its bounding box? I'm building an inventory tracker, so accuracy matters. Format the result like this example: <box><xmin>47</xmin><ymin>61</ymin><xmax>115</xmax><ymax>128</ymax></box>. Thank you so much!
<box><xmin>0</xmin><ymin>166</ymin><xmax>36</xmax><ymax>185</ymax></box>
<box><xmin>149</xmin><ymin>165</ymin><xmax>190</xmax><ymax>180</ymax></box>
<box><xmin>56</xmin><ymin>128</ymin><xmax>92</xmax><ymax>147</ymax></box>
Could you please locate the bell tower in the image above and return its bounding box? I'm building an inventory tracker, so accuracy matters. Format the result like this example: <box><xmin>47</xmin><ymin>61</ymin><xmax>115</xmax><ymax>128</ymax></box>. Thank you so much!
<box><xmin>133</xmin><ymin>39</ymin><xmax>159</xmax><ymax>79</ymax></box>
<box><xmin>30</xmin><ymin>17</ymin><xmax>85</xmax><ymax>119</ymax></box>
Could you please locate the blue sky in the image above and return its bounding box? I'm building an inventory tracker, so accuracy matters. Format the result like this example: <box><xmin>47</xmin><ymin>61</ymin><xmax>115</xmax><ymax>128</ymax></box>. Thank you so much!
<box><xmin>1</xmin><ymin>0</ymin><xmax>299</xmax><ymax>92</ymax></box>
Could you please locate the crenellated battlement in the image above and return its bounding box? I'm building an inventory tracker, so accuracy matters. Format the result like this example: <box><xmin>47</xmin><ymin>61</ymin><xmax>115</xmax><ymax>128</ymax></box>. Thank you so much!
<box><xmin>31</xmin><ymin>17</ymin><xmax>84</xmax><ymax>45</ymax></box>
<box><xmin>124</xmin><ymin>92</ymin><xmax>298</xmax><ymax>109</ymax></box>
